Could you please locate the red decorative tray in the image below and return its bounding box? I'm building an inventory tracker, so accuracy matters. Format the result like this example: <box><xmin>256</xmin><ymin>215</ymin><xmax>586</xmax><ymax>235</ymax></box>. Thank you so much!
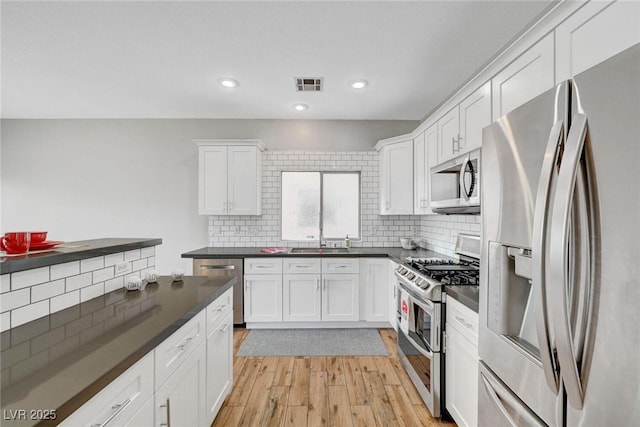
<box><xmin>29</xmin><ymin>240</ymin><xmax>63</xmax><ymax>251</ymax></box>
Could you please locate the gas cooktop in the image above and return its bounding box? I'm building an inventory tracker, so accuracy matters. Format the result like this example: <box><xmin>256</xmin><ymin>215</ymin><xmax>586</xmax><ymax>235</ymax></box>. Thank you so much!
<box><xmin>404</xmin><ymin>258</ymin><xmax>479</xmax><ymax>286</ymax></box>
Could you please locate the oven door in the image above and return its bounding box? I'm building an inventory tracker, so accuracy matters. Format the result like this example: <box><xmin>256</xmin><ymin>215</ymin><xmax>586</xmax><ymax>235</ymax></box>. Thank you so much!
<box><xmin>398</xmin><ymin>323</ymin><xmax>442</xmax><ymax>417</ymax></box>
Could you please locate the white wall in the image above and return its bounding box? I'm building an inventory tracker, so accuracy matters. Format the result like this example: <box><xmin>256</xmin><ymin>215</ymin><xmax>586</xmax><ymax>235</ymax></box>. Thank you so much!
<box><xmin>0</xmin><ymin>118</ymin><xmax>417</xmax><ymax>273</ymax></box>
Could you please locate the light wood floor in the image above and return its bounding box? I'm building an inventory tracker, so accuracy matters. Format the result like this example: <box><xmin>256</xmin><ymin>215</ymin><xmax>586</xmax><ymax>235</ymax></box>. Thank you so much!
<box><xmin>211</xmin><ymin>328</ymin><xmax>457</xmax><ymax>427</ymax></box>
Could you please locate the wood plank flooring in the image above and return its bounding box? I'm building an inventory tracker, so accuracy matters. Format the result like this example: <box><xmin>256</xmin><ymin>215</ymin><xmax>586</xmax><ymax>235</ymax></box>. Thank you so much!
<box><xmin>212</xmin><ymin>328</ymin><xmax>457</xmax><ymax>427</ymax></box>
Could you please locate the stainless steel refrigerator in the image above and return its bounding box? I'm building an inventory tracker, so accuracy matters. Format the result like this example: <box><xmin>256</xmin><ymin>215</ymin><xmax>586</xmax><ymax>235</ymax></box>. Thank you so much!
<box><xmin>479</xmin><ymin>44</ymin><xmax>640</xmax><ymax>427</ymax></box>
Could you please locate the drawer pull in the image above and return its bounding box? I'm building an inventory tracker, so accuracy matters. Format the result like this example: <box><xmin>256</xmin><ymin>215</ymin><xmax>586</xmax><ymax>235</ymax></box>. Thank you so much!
<box><xmin>255</xmin><ymin>265</ymin><xmax>272</xmax><ymax>269</ymax></box>
<box><xmin>176</xmin><ymin>335</ymin><xmax>196</xmax><ymax>351</ymax></box>
<box><xmin>216</xmin><ymin>304</ymin><xmax>228</xmax><ymax>312</ymax></box>
<box><xmin>200</xmin><ymin>265</ymin><xmax>235</xmax><ymax>270</ymax></box>
<box><xmin>455</xmin><ymin>315</ymin><xmax>474</xmax><ymax>329</ymax></box>
<box><xmin>333</xmin><ymin>265</ymin><xmax>349</xmax><ymax>269</ymax></box>
<box><xmin>91</xmin><ymin>398</ymin><xmax>131</xmax><ymax>427</ymax></box>
<box><xmin>159</xmin><ymin>399</ymin><xmax>171</xmax><ymax>427</ymax></box>
<box><xmin>219</xmin><ymin>323</ymin><xmax>232</xmax><ymax>332</ymax></box>
<box><xmin>294</xmin><ymin>264</ymin><xmax>311</xmax><ymax>268</ymax></box>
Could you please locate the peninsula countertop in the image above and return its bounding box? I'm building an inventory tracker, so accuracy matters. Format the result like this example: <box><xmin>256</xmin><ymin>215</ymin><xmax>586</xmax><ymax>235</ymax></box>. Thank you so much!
<box><xmin>0</xmin><ymin>275</ymin><xmax>235</xmax><ymax>426</ymax></box>
<box><xmin>0</xmin><ymin>238</ymin><xmax>162</xmax><ymax>275</ymax></box>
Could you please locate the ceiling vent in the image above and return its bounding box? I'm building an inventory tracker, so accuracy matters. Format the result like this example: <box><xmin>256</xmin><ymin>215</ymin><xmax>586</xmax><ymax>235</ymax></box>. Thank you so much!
<box><xmin>295</xmin><ymin>77</ymin><xmax>323</xmax><ymax>92</ymax></box>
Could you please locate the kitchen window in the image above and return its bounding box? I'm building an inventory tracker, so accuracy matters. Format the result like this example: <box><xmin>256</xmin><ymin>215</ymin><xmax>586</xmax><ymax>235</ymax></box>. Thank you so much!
<box><xmin>281</xmin><ymin>171</ymin><xmax>360</xmax><ymax>241</ymax></box>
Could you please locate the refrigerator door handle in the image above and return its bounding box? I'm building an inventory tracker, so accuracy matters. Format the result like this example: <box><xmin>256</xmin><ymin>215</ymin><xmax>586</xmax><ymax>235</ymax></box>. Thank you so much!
<box><xmin>531</xmin><ymin>120</ymin><xmax>564</xmax><ymax>394</ymax></box>
<box><xmin>549</xmin><ymin>113</ymin><xmax>589</xmax><ymax>410</ymax></box>
<box><xmin>480</xmin><ymin>370</ymin><xmax>546</xmax><ymax>427</ymax></box>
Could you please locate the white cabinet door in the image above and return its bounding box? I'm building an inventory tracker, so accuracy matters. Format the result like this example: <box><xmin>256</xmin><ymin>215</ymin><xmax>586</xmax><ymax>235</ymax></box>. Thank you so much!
<box><xmin>206</xmin><ymin>312</ymin><xmax>233</xmax><ymax>425</ymax></box>
<box><xmin>283</xmin><ymin>274</ymin><xmax>322</xmax><ymax>321</ymax></box>
<box><xmin>244</xmin><ymin>274</ymin><xmax>283</xmax><ymax>322</ymax></box>
<box><xmin>199</xmin><ymin>145</ymin><xmax>228</xmax><ymax>215</ymax></box>
<box><xmin>389</xmin><ymin>260</ymin><xmax>398</xmax><ymax>330</ymax></box>
<box><xmin>556</xmin><ymin>0</ymin><xmax>640</xmax><ymax>81</ymax></box>
<box><xmin>437</xmin><ymin>106</ymin><xmax>460</xmax><ymax>163</ymax></box>
<box><xmin>361</xmin><ymin>259</ymin><xmax>389</xmax><ymax>322</ymax></box>
<box><xmin>156</xmin><ymin>341</ymin><xmax>207</xmax><ymax>427</ymax></box>
<box><xmin>227</xmin><ymin>145</ymin><xmax>260</xmax><ymax>215</ymax></box>
<box><xmin>459</xmin><ymin>81</ymin><xmax>491</xmax><ymax>153</ymax></box>
<box><xmin>492</xmin><ymin>32</ymin><xmax>555</xmax><ymax>120</ymax></box>
<box><xmin>322</xmin><ymin>274</ymin><xmax>359</xmax><ymax>321</ymax></box>
<box><xmin>414</xmin><ymin>124</ymin><xmax>437</xmax><ymax>214</ymax></box>
<box><xmin>445</xmin><ymin>323</ymin><xmax>479</xmax><ymax>427</ymax></box>
<box><xmin>413</xmin><ymin>131</ymin><xmax>426</xmax><ymax>214</ymax></box>
<box><xmin>379</xmin><ymin>140</ymin><xmax>413</xmax><ymax>214</ymax></box>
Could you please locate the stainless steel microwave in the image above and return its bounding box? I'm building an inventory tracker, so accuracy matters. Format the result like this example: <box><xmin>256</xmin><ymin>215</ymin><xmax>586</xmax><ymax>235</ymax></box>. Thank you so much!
<box><xmin>430</xmin><ymin>149</ymin><xmax>480</xmax><ymax>214</ymax></box>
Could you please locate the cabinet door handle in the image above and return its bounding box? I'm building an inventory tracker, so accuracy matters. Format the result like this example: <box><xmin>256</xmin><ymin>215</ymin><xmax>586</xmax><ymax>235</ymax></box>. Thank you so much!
<box><xmin>223</xmin><ymin>201</ymin><xmax>227</xmax><ymax>212</ymax></box>
<box><xmin>219</xmin><ymin>322</ymin><xmax>232</xmax><ymax>332</ymax></box>
<box><xmin>200</xmin><ymin>265</ymin><xmax>235</xmax><ymax>270</ymax></box>
<box><xmin>159</xmin><ymin>399</ymin><xmax>171</xmax><ymax>427</ymax></box>
<box><xmin>452</xmin><ymin>137</ymin><xmax>456</xmax><ymax>153</ymax></box>
<box><xmin>316</xmin><ymin>278</ymin><xmax>320</xmax><ymax>292</ymax></box>
<box><xmin>455</xmin><ymin>315</ymin><xmax>473</xmax><ymax>330</ymax></box>
<box><xmin>216</xmin><ymin>303</ymin><xmax>228</xmax><ymax>312</ymax></box>
<box><xmin>229</xmin><ymin>200</ymin><xmax>233</xmax><ymax>210</ymax></box>
<box><xmin>91</xmin><ymin>398</ymin><xmax>131</xmax><ymax>427</ymax></box>
<box><xmin>457</xmin><ymin>135</ymin><xmax>463</xmax><ymax>151</ymax></box>
<box><xmin>244</xmin><ymin>278</ymin><xmax>249</xmax><ymax>291</ymax></box>
<box><xmin>323</xmin><ymin>279</ymin><xmax>327</xmax><ymax>291</ymax></box>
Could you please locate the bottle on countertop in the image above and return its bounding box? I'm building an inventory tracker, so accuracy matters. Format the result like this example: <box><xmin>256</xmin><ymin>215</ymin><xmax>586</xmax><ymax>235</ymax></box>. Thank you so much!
<box><xmin>345</xmin><ymin>235</ymin><xmax>351</xmax><ymax>249</ymax></box>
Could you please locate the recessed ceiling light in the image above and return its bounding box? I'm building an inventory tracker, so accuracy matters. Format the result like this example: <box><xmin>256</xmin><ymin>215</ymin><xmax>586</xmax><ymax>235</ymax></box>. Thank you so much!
<box><xmin>293</xmin><ymin>103</ymin><xmax>309</xmax><ymax>111</ymax></box>
<box><xmin>218</xmin><ymin>78</ymin><xmax>238</xmax><ymax>88</ymax></box>
<box><xmin>350</xmin><ymin>80</ymin><xmax>368</xmax><ymax>89</ymax></box>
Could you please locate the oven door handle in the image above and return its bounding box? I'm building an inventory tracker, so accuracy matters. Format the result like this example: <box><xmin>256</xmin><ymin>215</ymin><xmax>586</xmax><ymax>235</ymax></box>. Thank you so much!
<box><xmin>401</xmin><ymin>329</ymin><xmax>435</xmax><ymax>358</ymax></box>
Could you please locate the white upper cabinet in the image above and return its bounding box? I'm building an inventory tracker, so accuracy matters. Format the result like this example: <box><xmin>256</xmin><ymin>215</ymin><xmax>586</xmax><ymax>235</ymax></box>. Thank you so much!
<box><xmin>437</xmin><ymin>81</ymin><xmax>491</xmax><ymax>164</ymax></box>
<box><xmin>414</xmin><ymin>124</ymin><xmax>438</xmax><ymax>214</ymax></box>
<box><xmin>437</xmin><ymin>106</ymin><xmax>460</xmax><ymax>163</ymax></box>
<box><xmin>377</xmin><ymin>138</ymin><xmax>414</xmax><ymax>215</ymax></box>
<box><xmin>196</xmin><ymin>140</ymin><xmax>265</xmax><ymax>215</ymax></box>
<box><xmin>459</xmin><ymin>81</ymin><xmax>491</xmax><ymax>153</ymax></box>
<box><xmin>492</xmin><ymin>32</ymin><xmax>555</xmax><ymax>120</ymax></box>
<box><xmin>556</xmin><ymin>0</ymin><xmax>640</xmax><ymax>81</ymax></box>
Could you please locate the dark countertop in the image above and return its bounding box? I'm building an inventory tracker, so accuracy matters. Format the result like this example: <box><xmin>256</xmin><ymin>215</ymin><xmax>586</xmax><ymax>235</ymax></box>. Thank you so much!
<box><xmin>181</xmin><ymin>246</ymin><xmax>443</xmax><ymax>265</ymax></box>
<box><xmin>0</xmin><ymin>238</ymin><xmax>163</xmax><ymax>275</ymax></box>
<box><xmin>182</xmin><ymin>246</ymin><xmax>480</xmax><ymax>312</ymax></box>
<box><xmin>0</xmin><ymin>275</ymin><xmax>235</xmax><ymax>427</ymax></box>
<box><xmin>444</xmin><ymin>286</ymin><xmax>480</xmax><ymax>313</ymax></box>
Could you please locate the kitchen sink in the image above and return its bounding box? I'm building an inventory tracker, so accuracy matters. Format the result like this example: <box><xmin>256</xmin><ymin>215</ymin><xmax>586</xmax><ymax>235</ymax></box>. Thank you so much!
<box><xmin>289</xmin><ymin>247</ymin><xmax>349</xmax><ymax>254</ymax></box>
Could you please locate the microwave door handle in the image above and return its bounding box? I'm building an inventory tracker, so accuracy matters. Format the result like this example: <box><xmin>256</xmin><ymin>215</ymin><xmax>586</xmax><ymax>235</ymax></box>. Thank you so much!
<box><xmin>459</xmin><ymin>156</ymin><xmax>471</xmax><ymax>201</ymax></box>
<box><xmin>532</xmin><ymin>120</ymin><xmax>564</xmax><ymax>394</ymax></box>
<box><xmin>549</xmin><ymin>113</ymin><xmax>589</xmax><ymax>410</ymax></box>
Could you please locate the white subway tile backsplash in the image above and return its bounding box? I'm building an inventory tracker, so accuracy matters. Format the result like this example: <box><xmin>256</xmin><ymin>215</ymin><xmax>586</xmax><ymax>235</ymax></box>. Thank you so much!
<box><xmin>31</xmin><ymin>279</ymin><xmax>65</xmax><ymax>303</ymax></box>
<box><xmin>80</xmin><ymin>283</ymin><xmax>104</xmax><ymax>303</ymax></box>
<box><xmin>1</xmin><ymin>275</ymin><xmax>10</xmax><ymax>294</ymax></box>
<box><xmin>131</xmin><ymin>258</ymin><xmax>147</xmax><ymax>272</ymax></box>
<box><xmin>93</xmin><ymin>267</ymin><xmax>115</xmax><ymax>284</ymax></box>
<box><xmin>50</xmin><ymin>291</ymin><xmax>80</xmax><ymax>313</ymax></box>
<box><xmin>80</xmin><ymin>257</ymin><xmax>105</xmax><ymax>273</ymax></box>
<box><xmin>124</xmin><ymin>249</ymin><xmax>141</xmax><ymax>261</ymax></box>
<box><xmin>11</xmin><ymin>301</ymin><xmax>49</xmax><ymax>328</ymax></box>
<box><xmin>51</xmin><ymin>261</ymin><xmax>80</xmax><ymax>280</ymax></box>
<box><xmin>0</xmin><ymin>289</ymin><xmax>30</xmax><ymax>313</ymax></box>
<box><xmin>140</xmin><ymin>246</ymin><xmax>155</xmax><ymax>258</ymax></box>
<box><xmin>65</xmin><ymin>273</ymin><xmax>92</xmax><ymax>292</ymax></box>
<box><xmin>11</xmin><ymin>267</ymin><xmax>49</xmax><ymax>290</ymax></box>
<box><xmin>104</xmin><ymin>252</ymin><xmax>124</xmax><ymax>267</ymax></box>
<box><xmin>104</xmin><ymin>277</ymin><xmax>124</xmax><ymax>293</ymax></box>
<box><xmin>1</xmin><ymin>312</ymin><xmax>10</xmax><ymax>332</ymax></box>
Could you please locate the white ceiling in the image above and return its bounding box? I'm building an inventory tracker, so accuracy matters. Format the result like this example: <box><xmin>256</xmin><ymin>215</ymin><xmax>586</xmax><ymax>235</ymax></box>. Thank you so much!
<box><xmin>1</xmin><ymin>1</ymin><xmax>555</xmax><ymax>120</ymax></box>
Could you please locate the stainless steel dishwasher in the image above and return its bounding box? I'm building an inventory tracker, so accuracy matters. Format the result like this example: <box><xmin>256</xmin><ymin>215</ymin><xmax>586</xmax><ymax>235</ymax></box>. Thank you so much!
<box><xmin>193</xmin><ymin>259</ymin><xmax>243</xmax><ymax>325</ymax></box>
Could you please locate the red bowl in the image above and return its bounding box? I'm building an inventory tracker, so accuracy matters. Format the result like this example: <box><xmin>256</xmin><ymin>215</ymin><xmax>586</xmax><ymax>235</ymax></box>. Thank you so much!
<box><xmin>30</xmin><ymin>231</ymin><xmax>48</xmax><ymax>244</ymax></box>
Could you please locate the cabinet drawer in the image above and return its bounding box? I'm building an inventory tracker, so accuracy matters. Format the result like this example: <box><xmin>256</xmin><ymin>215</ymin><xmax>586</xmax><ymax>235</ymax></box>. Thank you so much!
<box><xmin>322</xmin><ymin>258</ymin><xmax>360</xmax><ymax>274</ymax></box>
<box><xmin>446</xmin><ymin>296</ymin><xmax>478</xmax><ymax>346</ymax></box>
<box><xmin>206</xmin><ymin>288</ymin><xmax>233</xmax><ymax>336</ymax></box>
<box><xmin>245</xmin><ymin>258</ymin><xmax>283</xmax><ymax>274</ymax></box>
<box><xmin>61</xmin><ymin>353</ymin><xmax>154</xmax><ymax>427</ymax></box>
<box><xmin>283</xmin><ymin>258</ymin><xmax>322</xmax><ymax>274</ymax></box>
<box><xmin>155</xmin><ymin>310</ymin><xmax>206</xmax><ymax>389</ymax></box>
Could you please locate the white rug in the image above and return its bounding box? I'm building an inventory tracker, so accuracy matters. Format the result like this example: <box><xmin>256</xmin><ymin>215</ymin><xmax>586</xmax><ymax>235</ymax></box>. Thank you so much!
<box><xmin>237</xmin><ymin>328</ymin><xmax>389</xmax><ymax>356</ymax></box>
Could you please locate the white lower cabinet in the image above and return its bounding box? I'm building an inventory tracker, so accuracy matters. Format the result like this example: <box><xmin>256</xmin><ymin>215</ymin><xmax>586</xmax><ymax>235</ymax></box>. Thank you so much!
<box><xmin>322</xmin><ymin>274</ymin><xmax>360</xmax><ymax>321</ymax></box>
<box><xmin>244</xmin><ymin>274</ymin><xmax>283</xmax><ymax>322</ymax></box>
<box><xmin>445</xmin><ymin>296</ymin><xmax>479</xmax><ymax>427</ymax></box>
<box><xmin>283</xmin><ymin>274</ymin><xmax>322</xmax><ymax>321</ymax></box>
<box><xmin>156</xmin><ymin>341</ymin><xmax>207</xmax><ymax>427</ymax></box>
<box><xmin>63</xmin><ymin>289</ymin><xmax>233</xmax><ymax>427</ymax></box>
<box><xmin>360</xmin><ymin>258</ymin><xmax>389</xmax><ymax>322</ymax></box>
<box><xmin>206</xmin><ymin>311</ymin><xmax>233</xmax><ymax>424</ymax></box>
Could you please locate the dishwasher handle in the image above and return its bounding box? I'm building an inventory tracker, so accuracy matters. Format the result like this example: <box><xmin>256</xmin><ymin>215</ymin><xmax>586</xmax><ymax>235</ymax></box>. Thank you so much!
<box><xmin>199</xmin><ymin>265</ymin><xmax>235</xmax><ymax>270</ymax></box>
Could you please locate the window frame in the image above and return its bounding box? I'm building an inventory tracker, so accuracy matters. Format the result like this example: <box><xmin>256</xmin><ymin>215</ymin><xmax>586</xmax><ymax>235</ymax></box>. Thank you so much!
<box><xmin>280</xmin><ymin>170</ymin><xmax>361</xmax><ymax>242</ymax></box>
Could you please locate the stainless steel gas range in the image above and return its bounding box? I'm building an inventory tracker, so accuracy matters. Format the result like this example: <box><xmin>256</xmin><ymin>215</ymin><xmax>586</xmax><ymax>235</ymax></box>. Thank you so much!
<box><xmin>394</xmin><ymin>233</ymin><xmax>480</xmax><ymax>418</ymax></box>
